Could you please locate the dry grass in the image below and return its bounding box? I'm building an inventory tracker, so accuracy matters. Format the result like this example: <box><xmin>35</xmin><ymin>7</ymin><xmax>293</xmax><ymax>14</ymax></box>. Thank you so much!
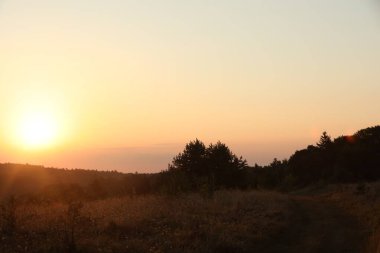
<box><xmin>324</xmin><ymin>182</ymin><xmax>380</xmax><ymax>253</ymax></box>
<box><xmin>1</xmin><ymin>190</ymin><xmax>291</xmax><ymax>253</ymax></box>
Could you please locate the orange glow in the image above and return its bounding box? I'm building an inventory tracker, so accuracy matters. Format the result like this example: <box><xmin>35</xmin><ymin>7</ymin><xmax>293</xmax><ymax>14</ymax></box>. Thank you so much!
<box><xmin>0</xmin><ymin>1</ymin><xmax>379</xmax><ymax>171</ymax></box>
<box><xmin>346</xmin><ymin>135</ymin><xmax>356</xmax><ymax>143</ymax></box>
<box><xmin>5</xmin><ymin>97</ymin><xmax>66</xmax><ymax>151</ymax></box>
<box><xmin>17</xmin><ymin>112</ymin><xmax>58</xmax><ymax>149</ymax></box>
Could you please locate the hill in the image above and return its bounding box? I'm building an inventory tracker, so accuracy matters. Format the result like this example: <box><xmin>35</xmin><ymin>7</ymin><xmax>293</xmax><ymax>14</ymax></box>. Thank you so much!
<box><xmin>249</xmin><ymin>125</ymin><xmax>380</xmax><ymax>190</ymax></box>
<box><xmin>1</xmin><ymin>126</ymin><xmax>380</xmax><ymax>252</ymax></box>
<box><xmin>0</xmin><ymin>163</ymin><xmax>152</xmax><ymax>200</ymax></box>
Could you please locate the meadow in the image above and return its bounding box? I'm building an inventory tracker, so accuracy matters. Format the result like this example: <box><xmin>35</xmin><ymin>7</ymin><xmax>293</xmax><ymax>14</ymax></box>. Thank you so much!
<box><xmin>0</xmin><ymin>190</ymin><xmax>291</xmax><ymax>253</ymax></box>
<box><xmin>325</xmin><ymin>182</ymin><xmax>380</xmax><ymax>253</ymax></box>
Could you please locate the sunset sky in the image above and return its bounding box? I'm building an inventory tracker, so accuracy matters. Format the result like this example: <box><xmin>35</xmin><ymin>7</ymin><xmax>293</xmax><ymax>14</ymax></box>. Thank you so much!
<box><xmin>0</xmin><ymin>0</ymin><xmax>379</xmax><ymax>172</ymax></box>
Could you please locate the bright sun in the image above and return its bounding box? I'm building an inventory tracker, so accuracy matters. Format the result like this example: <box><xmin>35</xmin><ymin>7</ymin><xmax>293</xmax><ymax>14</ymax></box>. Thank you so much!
<box><xmin>17</xmin><ymin>112</ymin><xmax>58</xmax><ymax>149</ymax></box>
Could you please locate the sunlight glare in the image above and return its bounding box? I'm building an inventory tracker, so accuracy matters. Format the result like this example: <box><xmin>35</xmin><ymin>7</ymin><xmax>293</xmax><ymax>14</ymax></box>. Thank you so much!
<box><xmin>17</xmin><ymin>112</ymin><xmax>58</xmax><ymax>149</ymax></box>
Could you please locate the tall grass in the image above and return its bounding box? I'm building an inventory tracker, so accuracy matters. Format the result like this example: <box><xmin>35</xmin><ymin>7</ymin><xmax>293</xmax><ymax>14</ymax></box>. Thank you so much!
<box><xmin>0</xmin><ymin>190</ymin><xmax>290</xmax><ymax>253</ymax></box>
<box><xmin>326</xmin><ymin>182</ymin><xmax>380</xmax><ymax>253</ymax></box>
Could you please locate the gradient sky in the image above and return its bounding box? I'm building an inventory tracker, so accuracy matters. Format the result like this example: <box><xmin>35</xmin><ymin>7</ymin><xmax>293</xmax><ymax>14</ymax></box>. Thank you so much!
<box><xmin>0</xmin><ymin>0</ymin><xmax>379</xmax><ymax>172</ymax></box>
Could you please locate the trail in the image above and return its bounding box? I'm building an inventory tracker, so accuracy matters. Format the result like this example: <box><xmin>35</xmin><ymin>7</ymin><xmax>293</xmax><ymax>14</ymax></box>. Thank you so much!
<box><xmin>259</xmin><ymin>196</ymin><xmax>367</xmax><ymax>253</ymax></box>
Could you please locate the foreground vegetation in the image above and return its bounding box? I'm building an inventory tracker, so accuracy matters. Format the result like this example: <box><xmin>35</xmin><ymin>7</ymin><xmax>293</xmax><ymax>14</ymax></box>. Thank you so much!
<box><xmin>0</xmin><ymin>191</ymin><xmax>290</xmax><ymax>253</ymax></box>
<box><xmin>2</xmin><ymin>184</ymin><xmax>378</xmax><ymax>253</ymax></box>
<box><xmin>323</xmin><ymin>182</ymin><xmax>380</xmax><ymax>252</ymax></box>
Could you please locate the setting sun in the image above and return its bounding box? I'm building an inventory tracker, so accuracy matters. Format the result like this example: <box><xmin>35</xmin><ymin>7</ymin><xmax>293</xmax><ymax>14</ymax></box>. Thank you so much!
<box><xmin>1</xmin><ymin>1</ymin><xmax>380</xmax><ymax>252</ymax></box>
<box><xmin>16</xmin><ymin>112</ymin><xmax>58</xmax><ymax>149</ymax></box>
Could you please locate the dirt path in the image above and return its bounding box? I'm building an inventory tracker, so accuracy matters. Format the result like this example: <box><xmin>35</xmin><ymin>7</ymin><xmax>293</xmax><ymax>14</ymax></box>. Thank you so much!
<box><xmin>259</xmin><ymin>196</ymin><xmax>367</xmax><ymax>253</ymax></box>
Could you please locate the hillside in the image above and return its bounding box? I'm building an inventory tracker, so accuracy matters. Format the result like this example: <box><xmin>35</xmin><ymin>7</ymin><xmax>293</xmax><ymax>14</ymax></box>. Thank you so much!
<box><xmin>0</xmin><ymin>163</ymin><xmax>133</xmax><ymax>200</ymax></box>
<box><xmin>1</xmin><ymin>126</ymin><xmax>380</xmax><ymax>252</ymax></box>
<box><xmin>249</xmin><ymin>125</ymin><xmax>380</xmax><ymax>190</ymax></box>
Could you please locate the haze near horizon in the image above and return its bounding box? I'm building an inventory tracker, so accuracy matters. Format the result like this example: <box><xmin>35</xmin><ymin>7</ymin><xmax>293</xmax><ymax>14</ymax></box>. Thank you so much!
<box><xmin>0</xmin><ymin>0</ymin><xmax>379</xmax><ymax>172</ymax></box>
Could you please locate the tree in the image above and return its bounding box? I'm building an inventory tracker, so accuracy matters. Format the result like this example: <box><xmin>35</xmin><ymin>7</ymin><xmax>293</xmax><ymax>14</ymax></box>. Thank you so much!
<box><xmin>316</xmin><ymin>131</ymin><xmax>332</xmax><ymax>150</ymax></box>
<box><xmin>168</xmin><ymin>140</ymin><xmax>247</xmax><ymax>189</ymax></box>
<box><xmin>169</xmin><ymin>139</ymin><xmax>207</xmax><ymax>175</ymax></box>
<box><xmin>206</xmin><ymin>141</ymin><xmax>247</xmax><ymax>187</ymax></box>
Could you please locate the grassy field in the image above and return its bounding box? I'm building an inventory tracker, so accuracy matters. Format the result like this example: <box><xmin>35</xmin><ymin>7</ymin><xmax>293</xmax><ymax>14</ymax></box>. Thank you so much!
<box><xmin>324</xmin><ymin>182</ymin><xmax>380</xmax><ymax>253</ymax></box>
<box><xmin>2</xmin><ymin>182</ymin><xmax>379</xmax><ymax>253</ymax></box>
<box><xmin>0</xmin><ymin>190</ymin><xmax>291</xmax><ymax>253</ymax></box>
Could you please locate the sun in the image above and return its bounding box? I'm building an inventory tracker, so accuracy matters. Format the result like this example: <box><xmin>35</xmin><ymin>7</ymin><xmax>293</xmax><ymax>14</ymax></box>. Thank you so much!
<box><xmin>17</xmin><ymin>112</ymin><xmax>58</xmax><ymax>149</ymax></box>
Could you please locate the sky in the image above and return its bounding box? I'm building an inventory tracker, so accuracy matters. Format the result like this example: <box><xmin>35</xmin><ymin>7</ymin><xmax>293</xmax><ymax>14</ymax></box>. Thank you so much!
<box><xmin>0</xmin><ymin>0</ymin><xmax>379</xmax><ymax>172</ymax></box>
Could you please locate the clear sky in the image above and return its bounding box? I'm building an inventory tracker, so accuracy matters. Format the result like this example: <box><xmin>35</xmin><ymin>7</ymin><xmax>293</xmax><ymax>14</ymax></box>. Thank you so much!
<box><xmin>0</xmin><ymin>0</ymin><xmax>379</xmax><ymax>172</ymax></box>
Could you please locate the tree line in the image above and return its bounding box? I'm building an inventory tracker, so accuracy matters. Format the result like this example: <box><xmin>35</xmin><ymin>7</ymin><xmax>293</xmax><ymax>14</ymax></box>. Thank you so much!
<box><xmin>0</xmin><ymin>126</ymin><xmax>379</xmax><ymax>200</ymax></box>
<box><xmin>161</xmin><ymin>125</ymin><xmax>380</xmax><ymax>192</ymax></box>
<box><xmin>248</xmin><ymin>126</ymin><xmax>380</xmax><ymax>190</ymax></box>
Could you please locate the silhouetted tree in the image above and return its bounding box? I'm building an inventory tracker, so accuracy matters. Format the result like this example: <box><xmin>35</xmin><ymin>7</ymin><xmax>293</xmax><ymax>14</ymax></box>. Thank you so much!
<box><xmin>169</xmin><ymin>139</ymin><xmax>207</xmax><ymax>175</ymax></box>
<box><xmin>317</xmin><ymin>131</ymin><xmax>333</xmax><ymax>150</ymax></box>
<box><xmin>206</xmin><ymin>141</ymin><xmax>247</xmax><ymax>188</ymax></box>
<box><xmin>284</xmin><ymin>126</ymin><xmax>380</xmax><ymax>187</ymax></box>
<box><xmin>167</xmin><ymin>140</ymin><xmax>248</xmax><ymax>191</ymax></box>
